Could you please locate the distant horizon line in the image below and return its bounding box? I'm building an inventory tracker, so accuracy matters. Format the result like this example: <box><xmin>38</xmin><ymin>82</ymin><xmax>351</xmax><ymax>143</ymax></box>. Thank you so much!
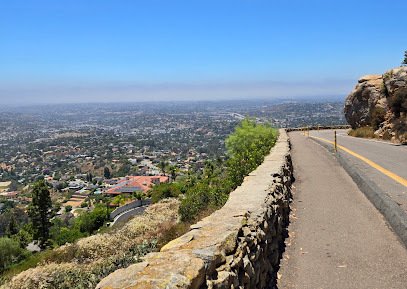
<box><xmin>1</xmin><ymin>95</ymin><xmax>346</xmax><ymax>108</ymax></box>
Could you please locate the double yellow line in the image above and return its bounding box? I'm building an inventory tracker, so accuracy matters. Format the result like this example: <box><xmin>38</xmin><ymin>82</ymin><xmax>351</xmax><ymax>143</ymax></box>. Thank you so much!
<box><xmin>310</xmin><ymin>135</ymin><xmax>407</xmax><ymax>187</ymax></box>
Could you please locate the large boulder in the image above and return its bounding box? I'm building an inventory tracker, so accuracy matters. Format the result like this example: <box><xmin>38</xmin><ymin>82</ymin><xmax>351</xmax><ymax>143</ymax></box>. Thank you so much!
<box><xmin>383</xmin><ymin>67</ymin><xmax>407</xmax><ymax>96</ymax></box>
<box><xmin>344</xmin><ymin>67</ymin><xmax>407</xmax><ymax>144</ymax></box>
<box><xmin>344</xmin><ymin>75</ymin><xmax>387</xmax><ymax>128</ymax></box>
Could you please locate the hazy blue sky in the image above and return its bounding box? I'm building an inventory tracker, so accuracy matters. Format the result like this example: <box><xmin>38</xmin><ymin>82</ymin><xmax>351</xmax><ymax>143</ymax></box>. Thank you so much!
<box><xmin>1</xmin><ymin>0</ymin><xmax>406</xmax><ymax>104</ymax></box>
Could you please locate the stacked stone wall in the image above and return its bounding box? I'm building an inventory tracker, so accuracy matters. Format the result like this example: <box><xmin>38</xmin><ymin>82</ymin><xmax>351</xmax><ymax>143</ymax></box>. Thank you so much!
<box><xmin>97</xmin><ymin>129</ymin><xmax>293</xmax><ymax>289</ymax></box>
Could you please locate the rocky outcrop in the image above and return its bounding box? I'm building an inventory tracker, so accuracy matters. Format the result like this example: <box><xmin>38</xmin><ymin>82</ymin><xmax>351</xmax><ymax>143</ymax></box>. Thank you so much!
<box><xmin>344</xmin><ymin>75</ymin><xmax>387</xmax><ymax>128</ymax></box>
<box><xmin>344</xmin><ymin>67</ymin><xmax>407</xmax><ymax>143</ymax></box>
<box><xmin>96</xmin><ymin>129</ymin><xmax>293</xmax><ymax>289</ymax></box>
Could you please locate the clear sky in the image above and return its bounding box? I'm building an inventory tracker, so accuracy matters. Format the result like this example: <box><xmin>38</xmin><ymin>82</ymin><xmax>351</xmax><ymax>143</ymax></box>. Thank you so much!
<box><xmin>1</xmin><ymin>0</ymin><xmax>406</xmax><ymax>104</ymax></box>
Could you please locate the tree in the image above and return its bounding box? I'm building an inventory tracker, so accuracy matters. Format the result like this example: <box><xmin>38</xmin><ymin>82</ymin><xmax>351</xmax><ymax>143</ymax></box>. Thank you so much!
<box><xmin>159</xmin><ymin>161</ymin><xmax>168</xmax><ymax>176</ymax></box>
<box><xmin>403</xmin><ymin>50</ymin><xmax>407</xmax><ymax>66</ymax></box>
<box><xmin>28</xmin><ymin>180</ymin><xmax>52</xmax><ymax>249</ymax></box>
<box><xmin>12</xmin><ymin>227</ymin><xmax>32</xmax><ymax>248</ymax></box>
<box><xmin>0</xmin><ymin>237</ymin><xmax>25</xmax><ymax>270</ymax></box>
<box><xmin>168</xmin><ymin>165</ymin><xmax>178</xmax><ymax>181</ymax></box>
<box><xmin>103</xmin><ymin>167</ymin><xmax>111</xmax><ymax>179</ymax></box>
<box><xmin>86</xmin><ymin>172</ymin><xmax>93</xmax><ymax>182</ymax></box>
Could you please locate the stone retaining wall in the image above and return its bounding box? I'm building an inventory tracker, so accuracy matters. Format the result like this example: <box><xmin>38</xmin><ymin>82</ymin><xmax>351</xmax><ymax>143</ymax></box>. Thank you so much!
<box><xmin>97</xmin><ymin>129</ymin><xmax>293</xmax><ymax>289</ymax></box>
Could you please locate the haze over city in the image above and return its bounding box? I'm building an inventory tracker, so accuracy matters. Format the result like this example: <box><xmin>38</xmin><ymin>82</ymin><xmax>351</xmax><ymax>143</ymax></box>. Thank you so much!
<box><xmin>1</xmin><ymin>0</ymin><xmax>406</xmax><ymax>104</ymax></box>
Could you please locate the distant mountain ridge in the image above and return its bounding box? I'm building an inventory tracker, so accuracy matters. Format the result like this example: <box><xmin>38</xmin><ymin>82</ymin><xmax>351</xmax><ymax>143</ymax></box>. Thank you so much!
<box><xmin>344</xmin><ymin>66</ymin><xmax>407</xmax><ymax>144</ymax></box>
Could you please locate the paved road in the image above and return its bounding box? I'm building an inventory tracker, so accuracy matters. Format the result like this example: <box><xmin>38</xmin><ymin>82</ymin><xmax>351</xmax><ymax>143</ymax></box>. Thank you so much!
<box><xmin>277</xmin><ymin>132</ymin><xmax>407</xmax><ymax>289</ymax></box>
<box><xmin>310</xmin><ymin>129</ymin><xmax>407</xmax><ymax>211</ymax></box>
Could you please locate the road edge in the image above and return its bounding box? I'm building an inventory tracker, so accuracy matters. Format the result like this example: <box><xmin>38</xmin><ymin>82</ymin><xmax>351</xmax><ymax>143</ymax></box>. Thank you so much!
<box><xmin>309</xmin><ymin>137</ymin><xmax>407</xmax><ymax>248</ymax></box>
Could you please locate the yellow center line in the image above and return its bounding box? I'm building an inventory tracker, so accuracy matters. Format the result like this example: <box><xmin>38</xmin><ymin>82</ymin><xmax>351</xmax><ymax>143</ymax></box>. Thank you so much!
<box><xmin>310</xmin><ymin>135</ymin><xmax>407</xmax><ymax>187</ymax></box>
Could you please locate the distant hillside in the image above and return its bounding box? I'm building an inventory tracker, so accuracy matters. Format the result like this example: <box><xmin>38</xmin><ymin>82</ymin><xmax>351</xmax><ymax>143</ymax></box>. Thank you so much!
<box><xmin>344</xmin><ymin>67</ymin><xmax>407</xmax><ymax>144</ymax></box>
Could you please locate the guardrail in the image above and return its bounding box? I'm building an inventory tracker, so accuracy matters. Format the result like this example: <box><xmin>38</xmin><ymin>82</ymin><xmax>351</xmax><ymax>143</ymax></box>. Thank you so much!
<box><xmin>286</xmin><ymin>125</ymin><xmax>350</xmax><ymax>132</ymax></box>
<box><xmin>109</xmin><ymin>198</ymin><xmax>151</xmax><ymax>220</ymax></box>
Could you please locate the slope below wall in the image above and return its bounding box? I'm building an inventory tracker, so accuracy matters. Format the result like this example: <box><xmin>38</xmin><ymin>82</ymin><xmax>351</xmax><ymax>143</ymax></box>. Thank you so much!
<box><xmin>97</xmin><ymin>129</ymin><xmax>293</xmax><ymax>289</ymax></box>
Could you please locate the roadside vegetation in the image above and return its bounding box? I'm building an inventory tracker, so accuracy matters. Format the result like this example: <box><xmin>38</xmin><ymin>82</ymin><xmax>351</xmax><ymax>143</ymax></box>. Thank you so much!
<box><xmin>348</xmin><ymin>126</ymin><xmax>376</xmax><ymax>139</ymax></box>
<box><xmin>1</xmin><ymin>199</ymin><xmax>179</xmax><ymax>289</ymax></box>
<box><xmin>149</xmin><ymin>118</ymin><xmax>278</xmax><ymax>223</ymax></box>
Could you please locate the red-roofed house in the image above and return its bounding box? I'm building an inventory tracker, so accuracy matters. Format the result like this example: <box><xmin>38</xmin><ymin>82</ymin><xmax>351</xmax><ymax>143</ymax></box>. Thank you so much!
<box><xmin>104</xmin><ymin>176</ymin><xmax>169</xmax><ymax>195</ymax></box>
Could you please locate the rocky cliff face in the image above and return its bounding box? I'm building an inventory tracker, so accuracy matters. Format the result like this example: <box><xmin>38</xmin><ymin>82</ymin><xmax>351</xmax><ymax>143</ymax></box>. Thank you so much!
<box><xmin>344</xmin><ymin>67</ymin><xmax>407</xmax><ymax>143</ymax></box>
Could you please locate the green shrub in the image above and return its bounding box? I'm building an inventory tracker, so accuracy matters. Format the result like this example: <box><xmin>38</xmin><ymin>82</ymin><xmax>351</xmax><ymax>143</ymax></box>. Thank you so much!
<box><xmin>226</xmin><ymin>119</ymin><xmax>278</xmax><ymax>187</ymax></box>
<box><xmin>75</xmin><ymin>204</ymin><xmax>109</xmax><ymax>235</ymax></box>
<box><xmin>12</xmin><ymin>228</ymin><xmax>32</xmax><ymax>248</ymax></box>
<box><xmin>53</xmin><ymin>227</ymin><xmax>86</xmax><ymax>246</ymax></box>
<box><xmin>150</xmin><ymin>183</ymin><xmax>182</xmax><ymax>203</ymax></box>
<box><xmin>0</xmin><ymin>238</ymin><xmax>27</xmax><ymax>271</ymax></box>
<box><xmin>179</xmin><ymin>119</ymin><xmax>278</xmax><ymax>222</ymax></box>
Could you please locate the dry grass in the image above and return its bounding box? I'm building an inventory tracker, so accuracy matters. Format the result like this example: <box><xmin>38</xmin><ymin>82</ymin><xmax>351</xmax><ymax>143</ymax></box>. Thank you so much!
<box><xmin>348</xmin><ymin>126</ymin><xmax>376</xmax><ymax>139</ymax></box>
<box><xmin>1</xmin><ymin>198</ymin><xmax>180</xmax><ymax>289</ymax></box>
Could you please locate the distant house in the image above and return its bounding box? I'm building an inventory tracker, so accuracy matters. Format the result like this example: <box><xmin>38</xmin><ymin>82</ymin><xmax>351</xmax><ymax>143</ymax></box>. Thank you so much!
<box><xmin>68</xmin><ymin>180</ymin><xmax>85</xmax><ymax>191</ymax></box>
<box><xmin>0</xmin><ymin>181</ymin><xmax>11</xmax><ymax>193</ymax></box>
<box><xmin>104</xmin><ymin>176</ymin><xmax>169</xmax><ymax>195</ymax></box>
<box><xmin>0</xmin><ymin>191</ymin><xmax>20</xmax><ymax>200</ymax></box>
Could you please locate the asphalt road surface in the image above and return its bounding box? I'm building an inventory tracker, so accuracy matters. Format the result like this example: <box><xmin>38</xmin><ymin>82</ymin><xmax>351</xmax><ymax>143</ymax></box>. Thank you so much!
<box><xmin>277</xmin><ymin>132</ymin><xmax>407</xmax><ymax>289</ymax></box>
<box><xmin>310</xmin><ymin>129</ymin><xmax>407</xmax><ymax>211</ymax></box>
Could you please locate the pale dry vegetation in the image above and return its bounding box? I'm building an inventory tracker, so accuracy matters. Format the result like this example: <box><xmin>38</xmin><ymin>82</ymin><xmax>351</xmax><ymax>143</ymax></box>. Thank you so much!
<box><xmin>1</xmin><ymin>199</ymin><xmax>180</xmax><ymax>289</ymax></box>
<box><xmin>348</xmin><ymin>126</ymin><xmax>376</xmax><ymax>138</ymax></box>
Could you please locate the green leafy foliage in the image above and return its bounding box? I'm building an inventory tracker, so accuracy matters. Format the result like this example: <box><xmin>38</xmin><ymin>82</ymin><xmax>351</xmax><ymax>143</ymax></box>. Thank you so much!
<box><xmin>149</xmin><ymin>183</ymin><xmax>182</xmax><ymax>203</ymax></box>
<box><xmin>75</xmin><ymin>204</ymin><xmax>109</xmax><ymax>235</ymax></box>
<box><xmin>226</xmin><ymin>118</ymin><xmax>277</xmax><ymax>186</ymax></box>
<box><xmin>179</xmin><ymin>119</ymin><xmax>277</xmax><ymax>222</ymax></box>
<box><xmin>12</xmin><ymin>227</ymin><xmax>33</xmax><ymax>248</ymax></box>
<box><xmin>0</xmin><ymin>238</ymin><xmax>27</xmax><ymax>271</ymax></box>
<box><xmin>52</xmin><ymin>227</ymin><xmax>85</xmax><ymax>246</ymax></box>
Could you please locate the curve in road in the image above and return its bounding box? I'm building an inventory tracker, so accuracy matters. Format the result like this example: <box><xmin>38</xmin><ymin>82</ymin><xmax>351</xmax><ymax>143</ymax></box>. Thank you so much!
<box><xmin>278</xmin><ymin>131</ymin><xmax>407</xmax><ymax>289</ymax></box>
<box><xmin>310</xmin><ymin>134</ymin><xmax>407</xmax><ymax>187</ymax></box>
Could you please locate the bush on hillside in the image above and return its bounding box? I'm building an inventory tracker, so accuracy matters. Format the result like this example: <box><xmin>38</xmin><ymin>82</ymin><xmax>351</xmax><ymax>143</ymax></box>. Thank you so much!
<box><xmin>0</xmin><ymin>238</ymin><xmax>27</xmax><ymax>271</ymax></box>
<box><xmin>1</xmin><ymin>199</ymin><xmax>179</xmax><ymax>289</ymax></box>
<box><xmin>149</xmin><ymin>183</ymin><xmax>182</xmax><ymax>203</ymax></box>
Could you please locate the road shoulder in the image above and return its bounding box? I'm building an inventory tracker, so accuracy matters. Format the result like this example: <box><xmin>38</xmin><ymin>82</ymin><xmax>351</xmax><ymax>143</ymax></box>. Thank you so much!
<box><xmin>310</xmin><ymin>135</ymin><xmax>407</xmax><ymax>247</ymax></box>
<box><xmin>277</xmin><ymin>132</ymin><xmax>407</xmax><ymax>289</ymax></box>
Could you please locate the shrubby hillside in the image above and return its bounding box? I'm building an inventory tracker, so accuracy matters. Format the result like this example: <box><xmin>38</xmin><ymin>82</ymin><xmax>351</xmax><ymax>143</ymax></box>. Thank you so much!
<box><xmin>1</xmin><ymin>199</ymin><xmax>179</xmax><ymax>289</ymax></box>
